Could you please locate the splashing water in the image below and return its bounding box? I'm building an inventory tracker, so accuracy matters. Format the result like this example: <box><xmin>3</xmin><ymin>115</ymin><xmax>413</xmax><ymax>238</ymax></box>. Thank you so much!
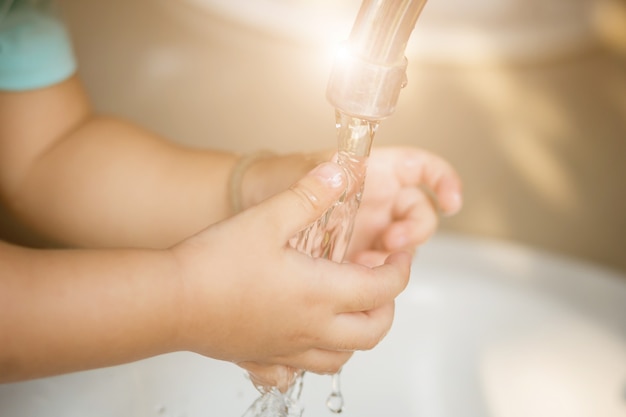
<box><xmin>242</xmin><ymin>375</ymin><xmax>304</xmax><ymax>417</ymax></box>
<box><xmin>242</xmin><ymin>111</ymin><xmax>379</xmax><ymax>417</ymax></box>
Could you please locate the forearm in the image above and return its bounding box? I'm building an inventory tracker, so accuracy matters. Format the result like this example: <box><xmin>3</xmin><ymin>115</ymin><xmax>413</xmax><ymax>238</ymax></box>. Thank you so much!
<box><xmin>0</xmin><ymin>76</ymin><xmax>330</xmax><ymax>249</ymax></box>
<box><xmin>0</xmin><ymin>241</ymin><xmax>183</xmax><ymax>382</ymax></box>
<box><xmin>0</xmin><ymin>76</ymin><xmax>238</xmax><ymax>248</ymax></box>
<box><xmin>12</xmin><ymin>116</ymin><xmax>238</xmax><ymax>247</ymax></box>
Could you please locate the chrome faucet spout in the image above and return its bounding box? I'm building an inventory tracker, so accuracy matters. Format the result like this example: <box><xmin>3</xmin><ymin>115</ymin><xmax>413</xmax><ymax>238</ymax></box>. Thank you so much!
<box><xmin>326</xmin><ymin>0</ymin><xmax>428</xmax><ymax>121</ymax></box>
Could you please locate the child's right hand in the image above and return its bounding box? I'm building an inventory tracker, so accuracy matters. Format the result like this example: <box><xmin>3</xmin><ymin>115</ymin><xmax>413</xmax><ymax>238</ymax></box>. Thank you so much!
<box><xmin>170</xmin><ymin>162</ymin><xmax>412</xmax><ymax>389</ymax></box>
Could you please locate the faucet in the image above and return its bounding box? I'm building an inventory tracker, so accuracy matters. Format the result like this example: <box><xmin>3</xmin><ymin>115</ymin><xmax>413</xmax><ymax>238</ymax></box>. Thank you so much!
<box><xmin>327</xmin><ymin>0</ymin><xmax>428</xmax><ymax>121</ymax></box>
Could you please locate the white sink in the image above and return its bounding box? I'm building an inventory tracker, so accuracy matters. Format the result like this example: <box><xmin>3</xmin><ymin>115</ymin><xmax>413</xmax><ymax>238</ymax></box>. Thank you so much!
<box><xmin>1</xmin><ymin>233</ymin><xmax>625</xmax><ymax>417</ymax></box>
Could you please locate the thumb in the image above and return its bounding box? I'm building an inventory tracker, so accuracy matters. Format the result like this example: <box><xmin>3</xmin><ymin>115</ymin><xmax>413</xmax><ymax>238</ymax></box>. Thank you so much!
<box><xmin>256</xmin><ymin>162</ymin><xmax>345</xmax><ymax>240</ymax></box>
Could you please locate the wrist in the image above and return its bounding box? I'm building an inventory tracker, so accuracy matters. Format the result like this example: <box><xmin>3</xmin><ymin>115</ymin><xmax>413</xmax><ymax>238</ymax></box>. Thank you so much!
<box><xmin>237</xmin><ymin>150</ymin><xmax>334</xmax><ymax>212</ymax></box>
<box><xmin>228</xmin><ymin>151</ymin><xmax>275</xmax><ymax>214</ymax></box>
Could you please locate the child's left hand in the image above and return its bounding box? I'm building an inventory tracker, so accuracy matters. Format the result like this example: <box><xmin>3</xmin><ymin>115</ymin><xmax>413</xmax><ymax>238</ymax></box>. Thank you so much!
<box><xmin>346</xmin><ymin>146</ymin><xmax>462</xmax><ymax>267</ymax></box>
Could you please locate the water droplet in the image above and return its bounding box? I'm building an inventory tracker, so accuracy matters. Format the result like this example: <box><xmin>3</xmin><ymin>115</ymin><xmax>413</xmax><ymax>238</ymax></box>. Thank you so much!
<box><xmin>400</xmin><ymin>73</ymin><xmax>408</xmax><ymax>88</ymax></box>
<box><xmin>326</xmin><ymin>373</ymin><xmax>344</xmax><ymax>413</ymax></box>
<box><xmin>326</xmin><ymin>391</ymin><xmax>344</xmax><ymax>414</ymax></box>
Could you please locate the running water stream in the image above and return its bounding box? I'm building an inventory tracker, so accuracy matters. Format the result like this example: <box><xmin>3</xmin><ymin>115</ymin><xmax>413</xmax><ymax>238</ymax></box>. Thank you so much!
<box><xmin>242</xmin><ymin>111</ymin><xmax>379</xmax><ymax>417</ymax></box>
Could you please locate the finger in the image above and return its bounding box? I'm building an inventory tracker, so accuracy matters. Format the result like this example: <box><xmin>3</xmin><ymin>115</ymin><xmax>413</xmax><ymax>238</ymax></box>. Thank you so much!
<box><xmin>396</xmin><ymin>149</ymin><xmax>463</xmax><ymax>216</ymax></box>
<box><xmin>252</xmin><ymin>162</ymin><xmax>346</xmax><ymax>241</ymax></box>
<box><xmin>352</xmin><ymin>242</ymin><xmax>419</xmax><ymax>267</ymax></box>
<box><xmin>329</xmin><ymin>251</ymin><xmax>411</xmax><ymax>314</ymax></box>
<box><xmin>351</xmin><ymin>250</ymin><xmax>391</xmax><ymax>268</ymax></box>
<box><xmin>323</xmin><ymin>302</ymin><xmax>396</xmax><ymax>352</ymax></box>
<box><xmin>435</xmin><ymin>177</ymin><xmax>463</xmax><ymax>217</ymax></box>
<box><xmin>383</xmin><ymin>187</ymin><xmax>438</xmax><ymax>251</ymax></box>
<box><xmin>277</xmin><ymin>349</ymin><xmax>353</xmax><ymax>376</ymax></box>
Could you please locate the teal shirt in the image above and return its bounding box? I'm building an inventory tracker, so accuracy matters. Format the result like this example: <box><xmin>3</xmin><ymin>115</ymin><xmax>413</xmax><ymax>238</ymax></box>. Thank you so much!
<box><xmin>0</xmin><ymin>0</ymin><xmax>76</xmax><ymax>91</ymax></box>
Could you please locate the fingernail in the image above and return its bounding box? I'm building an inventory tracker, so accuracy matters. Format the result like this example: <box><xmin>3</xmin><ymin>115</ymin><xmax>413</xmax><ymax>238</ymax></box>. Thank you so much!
<box><xmin>438</xmin><ymin>177</ymin><xmax>463</xmax><ymax>216</ymax></box>
<box><xmin>310</xmin><ymin>163</ymin><xmax>344</xmax><ymax>188</ymax></box>
<box><xmin>443</xmin><ymin>191</ymin><xmax>463</xmax><ymax>216</ymax></box>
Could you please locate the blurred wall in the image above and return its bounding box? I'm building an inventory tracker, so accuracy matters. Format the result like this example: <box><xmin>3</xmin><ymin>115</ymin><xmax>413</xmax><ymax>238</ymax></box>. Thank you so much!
<box><xmin>51</xmin><ymin>0</ymin><xmax>626</xmax><ymax>272</ymax></box>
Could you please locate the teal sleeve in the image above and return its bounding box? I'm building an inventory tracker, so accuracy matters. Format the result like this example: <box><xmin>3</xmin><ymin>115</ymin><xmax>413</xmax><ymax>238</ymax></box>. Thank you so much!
<box><xmin>0</xmin><ymin>2</ymin><xmax>77</xmax><ymax>91</ymax></box>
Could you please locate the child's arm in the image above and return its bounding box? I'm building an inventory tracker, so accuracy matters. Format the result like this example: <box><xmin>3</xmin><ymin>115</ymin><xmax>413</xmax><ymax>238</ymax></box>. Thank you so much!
<box><xmin>0</xmin><ymin>75</ymin><xmax>462</xmax><ymax>260</ymax></box>
<box><xmin>0</xmin><ymin>163</ymin><xmax>412</xmax><ymax>385</ymax></box>
<box><xmin>0</xmin><ymin>240</ymin><xmax>183</xmax><ymax>381</ymax></box>
<box><xmin>0</xmin><ymin>76</ymin><xmax>241</xmax><ymax>248</ymax></box>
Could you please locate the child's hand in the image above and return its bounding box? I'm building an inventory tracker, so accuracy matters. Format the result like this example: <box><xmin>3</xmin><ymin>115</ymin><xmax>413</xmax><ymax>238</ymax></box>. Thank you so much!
<box><xmin>347</xmin><ymin>147</ymin><xmax>462</xmax><ymax>267</ymax></box>
<box><xmin>171</xmin><ymin>162</ymin><xmax>412</xmax><ymax>389</ymax></box>
<box><xmin>239</xmin><ymin>146</ymin><xmax>462</xmax><ymax>268</ymax></box>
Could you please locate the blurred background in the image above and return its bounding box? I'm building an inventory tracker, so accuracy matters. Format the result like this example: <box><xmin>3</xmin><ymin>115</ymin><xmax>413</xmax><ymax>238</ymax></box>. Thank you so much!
<box><xmin>8</xmin><ymin>0</ymin><xmax>626</xmax><ymax>273</ymax></box>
